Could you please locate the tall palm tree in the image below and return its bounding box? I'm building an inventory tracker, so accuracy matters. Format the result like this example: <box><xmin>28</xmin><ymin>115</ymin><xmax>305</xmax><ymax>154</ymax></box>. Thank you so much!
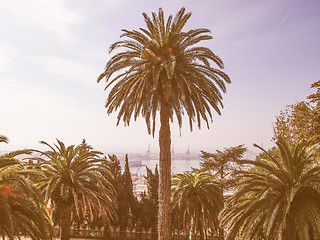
<box><xmin>221</xmin><ymin>138</ymin><xmax>320</xmax><ymax>240</ymax></box>
<box><xmin>33</xmin><ymin>139</ymin><xmax>116</xmax><ymax>240</ymax></box>
<box><xmin>172</xmin><ymin>171</ymin><xmax>223</xmax><ymax>239</ymax></box>
<box><xmin>0</xmin><ymin>136</ymin><xmax>54</xmax><ymax>239</ymax></box>
<box><xmin>98</xmin><ymin>7</ymin><xmax>230</xmax><ymax>239</ymax></box>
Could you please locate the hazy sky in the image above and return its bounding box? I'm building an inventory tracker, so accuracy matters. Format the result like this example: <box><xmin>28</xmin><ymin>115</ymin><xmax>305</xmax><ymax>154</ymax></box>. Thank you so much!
<box><xmin>0</xmin><ymin>0</ymin><xmax>319</xmax><ymax>154</ymax></box>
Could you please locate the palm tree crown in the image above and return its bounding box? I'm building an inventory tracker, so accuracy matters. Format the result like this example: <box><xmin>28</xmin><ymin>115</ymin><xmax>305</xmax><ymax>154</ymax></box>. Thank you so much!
<box><xmin>98</xmin><ymin>7</ymin><xmax>230</xmax><ymax>134</ymax></box>
<box><xmin>34</xmin><ymin>139</ymin><xmax>116</xmax><ymax>240</ymax></box>
<box><xmin>172</xmin><ymin>171</ymin><xmax>223</xmax><ymax>239</ymax></box>
<box><xmin>221</xmin><ymin>138</ymin><xmax>320</xmax><ymax>240</ymax></box>
<box><xmin>0</xmin><ymin>136</ymin><xmax>53</xmax><ymax>240</ymax></box>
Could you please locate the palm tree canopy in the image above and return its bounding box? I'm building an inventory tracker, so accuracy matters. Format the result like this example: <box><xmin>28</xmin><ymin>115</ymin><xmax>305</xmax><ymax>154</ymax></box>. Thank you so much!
<box><xmin>34</xmin><ymin>139</ymin><xmax>116</xmax><ymax>223</ymax></box>
<box><xmin>0</xmin><ymin>171</ymin><xmax>54</xmax><ymax>239</ymax></box>
<box><xmin>98</xmin><ymin>7</ymin><xmax>231</xmax><ymax>135</ymax></box>
<box><xmin>0</xmin><ymin>137</ymin><xmax>53</xmax><ymax>239</ymax></box>
<box><xmin>171</xmin><ymin>171</ymin><xmax>223</xmax><ymax>235</ymax></box>
<box><xmin>221</xmin><ymin>138</ymin><xmax>320</xmax><ymax>240</ymax></box>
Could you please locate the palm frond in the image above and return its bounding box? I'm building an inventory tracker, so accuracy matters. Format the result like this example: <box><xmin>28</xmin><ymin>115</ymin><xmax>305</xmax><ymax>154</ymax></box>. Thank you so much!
<box><xmin>98</xmin><ymin>7</ymin><xmax>230</xmax><ymax>135</ymax></box>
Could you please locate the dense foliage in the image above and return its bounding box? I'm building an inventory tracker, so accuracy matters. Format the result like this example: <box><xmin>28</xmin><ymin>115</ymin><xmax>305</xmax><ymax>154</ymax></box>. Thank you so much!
<box><xmin>199</xmin><ymin>145</ymin><xmax>247</xmax><ymax>192</ymax></box>
<box><xmin>33</xmin><ymin>139</ymin><xmax>116</xmax><ymax>240</ymax></box>
<box><xmin>172</xmin><ymin>171</ymin><xmax>223</xmax><ymax>239</ymax></box>
<box><xmin>0</xmin><ymin>136</ymin><xmax>53</xmax><ymax>240</ymax></box>
<box><xmin>221</xmin><ymin>138</ymin><xmax>320</xmax><ymax>240</ymax></box>
<box><xmin>273</xmin><ymin>80</ymin><xmax>320</xmax><ymax>144</ymax></box>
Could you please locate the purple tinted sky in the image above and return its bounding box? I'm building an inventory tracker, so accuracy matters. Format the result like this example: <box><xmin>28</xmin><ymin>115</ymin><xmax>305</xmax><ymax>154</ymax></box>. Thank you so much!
<box><xmin>0</xmin><ymin>0</ymin><xmax>319</xmax><ymax>154</ymax></box>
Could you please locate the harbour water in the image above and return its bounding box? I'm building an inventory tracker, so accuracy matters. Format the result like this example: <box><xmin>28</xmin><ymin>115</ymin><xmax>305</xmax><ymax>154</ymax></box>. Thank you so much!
<box><xmin>131</xmin><ymin>159</ymin><xmax>201</xmax><ymax>175</ymax></box>
<box><xmin>115</xmin><ymin>152</ymin><xmax>201</xmax><ymax>175</ymax></box>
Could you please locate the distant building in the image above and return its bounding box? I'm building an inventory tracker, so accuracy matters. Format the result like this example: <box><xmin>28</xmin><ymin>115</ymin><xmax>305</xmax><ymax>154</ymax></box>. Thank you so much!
<box><xmin>131</xmin><ymin>174</ymin><xmax>147</xmax><ymax>197</ymax></box>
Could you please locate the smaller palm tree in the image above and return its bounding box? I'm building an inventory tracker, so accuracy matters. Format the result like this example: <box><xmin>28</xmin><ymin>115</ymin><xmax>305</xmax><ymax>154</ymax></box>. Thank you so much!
<box><xmin>171</xmin><ymin>171</ymin><xmax>223</xmax><ymax>240</ymax></box>
<box><xmin>34</xmin><ymin>139</ymin><xmax>116</xmax><ymax>240</ymax></box>
<box><xmin>0</xmin><ymin>136</ymin><xmax>53</xmax><ymax>240</ymax></box>
<box><xmin>221</xmin><ymin>138</ymin><xmax>320</xmax><ymax>240</ymax></box>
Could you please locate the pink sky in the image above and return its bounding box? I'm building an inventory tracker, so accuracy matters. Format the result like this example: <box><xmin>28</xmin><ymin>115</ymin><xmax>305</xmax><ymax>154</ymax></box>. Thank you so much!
<box><xmin>0</xmin><ymin>0</ymin><xmax>319</xmax><ymax>154</ymax></box>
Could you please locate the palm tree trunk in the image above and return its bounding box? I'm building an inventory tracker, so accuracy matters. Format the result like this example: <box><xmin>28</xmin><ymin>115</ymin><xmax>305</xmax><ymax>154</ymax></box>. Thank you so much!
<box><xmin>158</xmin><ymin>101</ymin><xmax>171</xmax><ymax>240</ymax></box>
<box><xmin>219</xmin><ymin>227</ymin><xmax>225</xmax><ymax>240</ymax></box>
<box><xmin>60</xmin><ymin>202</ymin><xmax>72</xmax><ymax>240</ymax></box>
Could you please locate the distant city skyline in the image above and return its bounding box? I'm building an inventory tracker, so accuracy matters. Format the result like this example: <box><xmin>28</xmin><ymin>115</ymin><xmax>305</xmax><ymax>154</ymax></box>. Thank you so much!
<box><xmin>1</xmin><ymin>0</ymin><xmax>319</xmax><ymax>155</ymax></box>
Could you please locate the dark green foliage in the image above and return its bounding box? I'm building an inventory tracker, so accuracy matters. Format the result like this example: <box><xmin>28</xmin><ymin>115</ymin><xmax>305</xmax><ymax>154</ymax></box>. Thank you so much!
<box><xmin>36</xmin><ymin>139</ymin><xmax>116</xmax><ymax>214</ymax></box>
<box><xmin>221</xmin><ymin>138</ymin><xmax>320</xmax><ymax>240</ymax></box>
<box><xmin>144</xmin><ymin>166</ymin><xmax>159</xmax><ymax>232</ymax></box>
<box><xmin>199</xmin><ymin>145</ymin><xmax>247</xmax><ymax>195</ymax></box>
<box><xmin>0</xmin><ymin>135</ymin><xmax>54</xmax><ymax>240</ymax></box>
<box><xmin>104</xmin><ymin>154</ymin><xmax>138</xmax><ymax>237</ymax></box>
<box><xmin>103</xmin><ymin>155</ymin><xmax>125</xmax><ymax>230</ymax></box>
<box><xmin>200</xmin><ymin>145</ymin><xmax>247</xmax><ymax>180</ymax></box>
<box><xmin>308</xmin><ymin>80</ymin><xmax>320</xmax><ymax>104</ymax></box>
<box><xmin>308</xmin><ymin>80</ymin><xmax>320</xmax><ymax>137</ymax></box>
<box><xmin>171</xmin><ymin>171</ymin><xmax>223</xmax><ymax>239</ymax></box>
<box><xmin>273</xmin><ymin>101</ymin><xmax>318</xmax><ymax>143</ymax></box>
<box><xmin>123</xmin><ymin>155</ymin><xmax>135</xmax><ymax>205</ymax></box>
<box><xmin>273</xmin><ymin>80</ymin><xmax>320</xmax><ymax>144</ymax></box>
<box><xmin>33</xmin><ymin>139</ymin><xmax>116</xmax><ymax>240</ymax></box>
<box><xmin>138</xmin><ymin>192</ymin><xmax>153</xmax><ymax>228</ymax></box>
<box><xmin>129</xmin><ymin>166</ymin><xmax>159</xmax><ymax>235</ymax></box>
<box><xmin>119</xmin><ymin>155</ymin><xmax>136</xmax><ymax>232</ymax></box>
<box><xmin>119</xmin><ymin>165</ymin><xmax>160</xmax><ymax>235</ymax></box>
<box><xmin>106</xmin><ymin>154</ymin><xmax>122</xmax><ymax>187</ymax></box>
